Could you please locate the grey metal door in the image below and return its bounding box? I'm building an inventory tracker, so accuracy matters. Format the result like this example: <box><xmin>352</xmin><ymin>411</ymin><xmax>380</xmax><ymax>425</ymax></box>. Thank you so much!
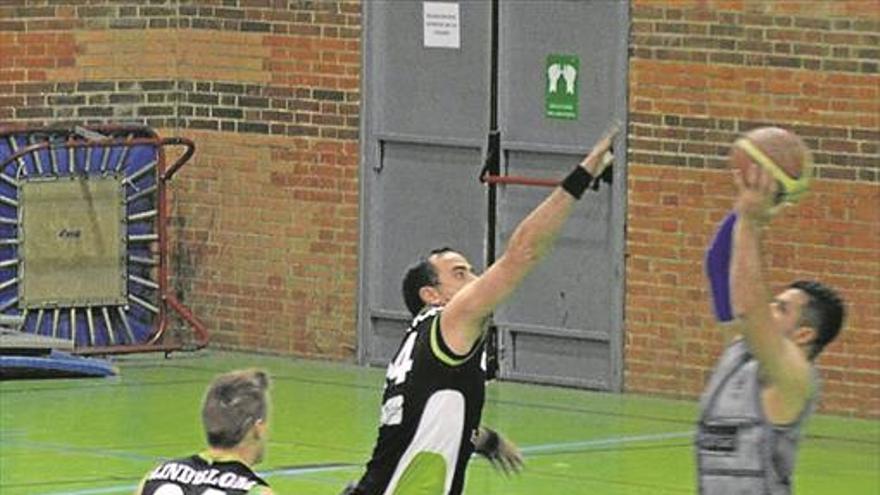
<box><xmin>359</xmin><ymin>1</ymin><xmax>628</xmax><ymax>390</ymax></box>
<box><xmin>359</xmin><ymin>1</ymin><xmax>492</xmax><ymax>366</ymax></box>
<box><xmin>494</xmin><ymin>1</ymin><xmax>628</xmax><ymax>390</ymax></box>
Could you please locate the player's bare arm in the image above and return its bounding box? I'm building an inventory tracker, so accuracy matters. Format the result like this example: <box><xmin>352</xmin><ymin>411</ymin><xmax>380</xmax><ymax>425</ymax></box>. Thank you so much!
<box><xmin>440</xmin><ymin>124</ymin><xmax>619</xmax><ymax>354</ymax></box>
<box><xmin>730</xmin><ymin>162</ymin><xmax>812</xmax><ymax>423</ymax></box>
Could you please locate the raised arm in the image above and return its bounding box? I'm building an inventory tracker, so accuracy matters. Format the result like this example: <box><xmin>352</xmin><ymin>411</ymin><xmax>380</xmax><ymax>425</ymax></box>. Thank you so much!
<box><xmin>441</xmin><ymin>125</ymin><xmax>619</xmax><ymax>354</ymax></box>
<box><xmin>730</xmin><ymin>162</ymin><xmax>811</xmax><ymax>421</ymax></box>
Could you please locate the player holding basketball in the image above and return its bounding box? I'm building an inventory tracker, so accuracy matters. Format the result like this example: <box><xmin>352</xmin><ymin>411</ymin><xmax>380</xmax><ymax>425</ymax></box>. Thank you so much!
<box><xmin>136</xmin><ymin>369</ymin><xmax>274</xmax><ymax>494</ymax></box>
<box><xmin>698</xmin><ymin>128</ymin><xmax>845</xmax><ymax>494</ymax></box>
<box><xmin>343</xmin><ymin>124</ymin><xmax>619</xmax><ymax>495</ymax></box>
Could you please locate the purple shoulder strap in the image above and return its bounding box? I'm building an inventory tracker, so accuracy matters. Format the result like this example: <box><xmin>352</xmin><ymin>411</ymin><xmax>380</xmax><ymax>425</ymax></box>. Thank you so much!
<box><xmin>705</xmin><ymin>211</ymin><xmax>738</xmax><ymax>322</ymax></box>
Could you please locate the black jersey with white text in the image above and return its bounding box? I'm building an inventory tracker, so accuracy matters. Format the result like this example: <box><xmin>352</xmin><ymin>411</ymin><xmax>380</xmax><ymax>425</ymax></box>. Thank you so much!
<box><xmin>139</xmin><ymin>453</ymin><xmax>269</xmax><ymax>495</ymax></box>
<box><xmin>353</xmin><ymin>307</ymin><xmax>487</xmax><ymax>495</ymax></box>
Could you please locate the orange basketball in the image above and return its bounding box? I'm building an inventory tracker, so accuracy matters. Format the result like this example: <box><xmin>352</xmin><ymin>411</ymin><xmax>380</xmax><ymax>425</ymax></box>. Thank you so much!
<box><xmin>729</xmin><ymin>126</ymin><xmax>814</xmax><ymax>204</ymax></box>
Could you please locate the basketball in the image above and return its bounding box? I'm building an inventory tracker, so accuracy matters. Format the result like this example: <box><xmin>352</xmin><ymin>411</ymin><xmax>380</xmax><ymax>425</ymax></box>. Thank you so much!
<box><xmin>730</xmin><ymin>126</ymin><xmax>814</xmax><ymax>205</ymax></box>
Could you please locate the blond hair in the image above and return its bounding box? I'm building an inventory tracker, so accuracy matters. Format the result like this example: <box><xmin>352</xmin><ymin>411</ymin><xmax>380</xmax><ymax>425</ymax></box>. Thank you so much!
<box><xmin>201</xmin><ymin>369</ymin><xmax>269</xmax><ymax>448</ymax></box>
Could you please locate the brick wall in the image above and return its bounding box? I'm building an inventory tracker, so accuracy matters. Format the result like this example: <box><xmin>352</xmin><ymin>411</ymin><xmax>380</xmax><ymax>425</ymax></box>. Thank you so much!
<box><xmin>3</xmin><ymin>1</ymin><xmax>877</xmax><ymax>416</ymax></box>
<box><xmin>627</xmin><ymin>0</ymin><xmax>879</xmax><ymax>417</ymax></box>
<box><xmin>0</xmin><ymin>0</ymin><xmax>362</xmax><ymax>359</ymax></box>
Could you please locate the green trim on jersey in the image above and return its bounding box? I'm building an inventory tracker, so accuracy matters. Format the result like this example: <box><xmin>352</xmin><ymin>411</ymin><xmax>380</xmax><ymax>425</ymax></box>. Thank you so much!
<box><xmin>393</xmin><ymin>451</ymin><xmax>447</xmax><ymax>495</ymax></box>
<box><xmin>429</xmin><ymin>314</ymin><xmax>481</xmax><ymax>367</ymax></box>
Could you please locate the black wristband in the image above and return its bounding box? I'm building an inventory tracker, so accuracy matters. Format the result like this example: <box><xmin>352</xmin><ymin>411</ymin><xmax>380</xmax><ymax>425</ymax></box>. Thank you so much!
<box><xmin>561</xmin><ymin>166</ymin><xmax>594</xmax><ymax>199</ymax></box>
<box><xmin>475</xmin><ymin>428</ymin><xmax>500</xmax><ymax>457</ymax></box>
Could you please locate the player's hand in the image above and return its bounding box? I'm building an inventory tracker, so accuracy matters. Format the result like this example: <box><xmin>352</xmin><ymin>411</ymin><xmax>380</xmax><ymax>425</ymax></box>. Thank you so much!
<box><xmin>579</xmin><ymin>121</ymin><xmax>620</xmax><ymax>177</ymax></box>
<box><xmin>475</xmin><ymin>428</ymin><xmax>524</xmax><ymax>476</ymax></box>
<box><xmin>490</xmin><ymin>433</ymin><xmax>524</xmax><ymax>476</ymax></box>
<box><xmin>734</xmin><ymin>161</ymin><xmax>779</xmax><ymax>224</ymax></box>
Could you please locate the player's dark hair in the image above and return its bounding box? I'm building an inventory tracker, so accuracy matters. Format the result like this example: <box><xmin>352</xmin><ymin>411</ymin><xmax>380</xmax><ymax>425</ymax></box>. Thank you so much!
<box><xmin>790</xmin><ymin>280</ymin><xmax>845</xmax><ymax>359</ymax></box>
<box><xmin>401</xmin><ymin>247</ymin><xmax>457</xmax><ymax>316</ymax></box>
<box><xmin>202</xmin><ymin>369</ymin><xmax>270</xmax><ymax>448</ymax></box>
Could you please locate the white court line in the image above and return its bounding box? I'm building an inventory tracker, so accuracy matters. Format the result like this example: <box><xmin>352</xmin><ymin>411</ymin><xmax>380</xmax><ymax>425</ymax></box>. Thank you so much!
<box><xmin>521</xmin><ymin>430</ymin><xmax>693</xmax><ymax>454</ymax></box>
<box><xmin>34</xmin><ymin>430</ymin><xmax>693</xmax><ymax>495</ymax></box>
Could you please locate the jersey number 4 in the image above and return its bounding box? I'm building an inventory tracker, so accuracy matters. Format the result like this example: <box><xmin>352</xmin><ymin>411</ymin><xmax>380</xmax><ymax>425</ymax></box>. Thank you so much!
<box><xmin>386</xmin><ymin>332</ymin><xmax>417</xmax><ymax>385</ymax></box>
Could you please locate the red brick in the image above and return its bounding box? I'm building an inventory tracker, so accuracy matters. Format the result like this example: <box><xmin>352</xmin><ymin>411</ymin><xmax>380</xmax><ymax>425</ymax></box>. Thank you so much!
<box><xmin>627</xmin><ymin>0</ymin><xmax>878</xmax><ymax>419</ymax></box>
<box><xmin>1</xmin><ymin>0</ymin><xmax>876</xmax><ymax>414</ymax></box>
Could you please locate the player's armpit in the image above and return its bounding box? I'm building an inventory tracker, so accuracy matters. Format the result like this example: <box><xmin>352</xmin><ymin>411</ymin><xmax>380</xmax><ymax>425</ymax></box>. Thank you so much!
<box><xmin>758</xmin><ymin>340</ymin><xmax>813</xmax><ymax>424</ymax></box>
<box><xmin>442</xmin><ymin>253</ymin><xmax>534</xmax><ymax>354</ymax></box>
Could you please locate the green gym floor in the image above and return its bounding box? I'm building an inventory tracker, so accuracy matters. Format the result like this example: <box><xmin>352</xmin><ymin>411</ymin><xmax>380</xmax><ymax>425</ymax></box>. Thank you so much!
<box><xmin>1</xmin><ymin>350</ymin><xmax>878</xmax><ymax>494</ymax></box>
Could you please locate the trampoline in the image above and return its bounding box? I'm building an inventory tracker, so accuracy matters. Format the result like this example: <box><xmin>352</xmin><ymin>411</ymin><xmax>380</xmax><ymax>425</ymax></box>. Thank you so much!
<box><xmin>0</xmin><ymin>125</ymin><xmax>208</xmax><ymax>357</ymax></box>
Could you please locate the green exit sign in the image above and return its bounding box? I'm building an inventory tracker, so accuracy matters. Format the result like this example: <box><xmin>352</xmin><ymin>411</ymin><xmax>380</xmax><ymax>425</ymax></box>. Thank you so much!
<box><xmin>545</xmin><ymin>54</ymin><xmax>579</xmax><ymax>120</ymax></box>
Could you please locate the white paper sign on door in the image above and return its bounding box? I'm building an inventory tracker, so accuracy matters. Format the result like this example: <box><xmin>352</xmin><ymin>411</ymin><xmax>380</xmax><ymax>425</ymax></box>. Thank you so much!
<box><xmin>423</xmin><ymin>2</ymin><xmax>460</xmax><ymax>49</ymax></box>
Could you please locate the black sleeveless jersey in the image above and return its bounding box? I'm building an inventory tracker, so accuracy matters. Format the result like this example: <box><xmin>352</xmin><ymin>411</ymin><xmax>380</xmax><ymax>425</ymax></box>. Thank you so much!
<box><xmin>353</xmin><ymin>307</ymin><xmax>487</xmax><ymax>495</ymax></box>
<box><xmin>139</xmin><ymin>453</ymin><xmax>269</xmax><ymax>494</ymax></box>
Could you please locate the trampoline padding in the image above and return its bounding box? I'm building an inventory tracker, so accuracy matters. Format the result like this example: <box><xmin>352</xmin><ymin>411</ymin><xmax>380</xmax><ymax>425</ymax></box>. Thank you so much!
<box><xmin>0</xmin><ymin>350</ymin><xmax>117</xmax><ymax>379</ymax></box>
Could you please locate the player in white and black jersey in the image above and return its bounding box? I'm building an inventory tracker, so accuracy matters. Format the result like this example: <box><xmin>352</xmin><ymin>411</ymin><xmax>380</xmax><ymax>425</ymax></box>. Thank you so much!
<box><xmin>136</xmin><ymin>369</ymin><xmax>274</xmax><ymax>495</ymax></box>
<box><xmin>350</xmin><ymin>302</ymin><xmax>499</xmax><ymax>494</ymax></box>
<box><xmin>344</xmin><ymin>123</ymin><xmax>620</xmax><ymax>495</ymax></box>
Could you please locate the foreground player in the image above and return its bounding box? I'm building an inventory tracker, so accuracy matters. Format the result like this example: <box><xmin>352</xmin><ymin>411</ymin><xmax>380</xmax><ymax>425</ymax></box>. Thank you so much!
<box><xmin>345</xmin><ymin>124</ymin><xmax>619</xmax><ymax>494</ymax></box>
<box><xmin>698</xmin><ymin>147</ymin><xmax>845</xmax><ymax>493</ymax></box>
<box><xmin>136</xmin><ymin>369</ymin><xmax>274</xmax><ymax>494</ymax></box>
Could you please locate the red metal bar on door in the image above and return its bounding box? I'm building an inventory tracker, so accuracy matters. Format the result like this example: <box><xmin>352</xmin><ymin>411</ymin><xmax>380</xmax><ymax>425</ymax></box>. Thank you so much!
<box><xmin>481</xmin><ymin>174</ymin><xmax>559</xmax><ymax>188</ymax></box>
